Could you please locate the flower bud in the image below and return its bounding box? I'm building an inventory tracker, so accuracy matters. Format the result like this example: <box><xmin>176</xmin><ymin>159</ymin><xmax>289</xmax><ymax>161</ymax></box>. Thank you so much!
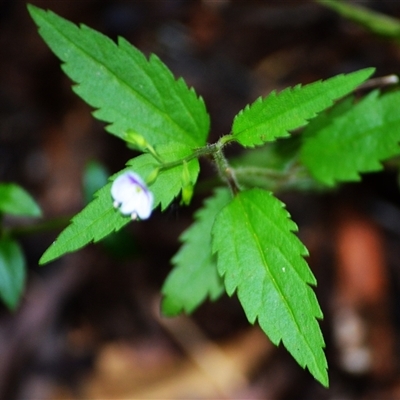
<box><xmin>125</xmin><ymin>131</ymin><xmax>148</xmax><ymax>150</ymax></box>
<box><xmin>180</xmin><ymin>161</ymin><xmax>194</xmax><ymax>205</ymax></box>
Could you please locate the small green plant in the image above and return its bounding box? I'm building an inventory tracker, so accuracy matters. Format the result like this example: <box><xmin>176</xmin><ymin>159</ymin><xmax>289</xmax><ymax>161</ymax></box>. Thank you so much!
<box><xmin>0</xmin><ymin>183</ymin><xmax>41</xmax><ymax>309</ymax></box>
<box><xmin>26</xmin><ymin>4</ymin><xmax>400</xmax><ymax>387</ymax></box>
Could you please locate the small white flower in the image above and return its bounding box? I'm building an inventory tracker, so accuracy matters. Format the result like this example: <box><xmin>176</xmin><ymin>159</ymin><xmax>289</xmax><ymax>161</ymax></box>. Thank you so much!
<box><xmin>111</xmin><ymin>172</ymin><xmax>153</xmax><ymax>220</ymax></box>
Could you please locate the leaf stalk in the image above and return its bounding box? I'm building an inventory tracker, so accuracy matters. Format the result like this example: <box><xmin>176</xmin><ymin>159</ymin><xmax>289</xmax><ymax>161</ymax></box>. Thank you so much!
<box><xmin>155</xmin><ymin>134</ymin><xmax>240</xmax><ymax>194</ymax></box>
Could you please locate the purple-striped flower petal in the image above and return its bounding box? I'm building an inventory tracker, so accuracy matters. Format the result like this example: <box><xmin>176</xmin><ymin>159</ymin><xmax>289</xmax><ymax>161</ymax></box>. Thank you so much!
<box><xmin>111</xmin><ymin>172</ymin><xmax>153</xmax><ymax>220</ymax></box>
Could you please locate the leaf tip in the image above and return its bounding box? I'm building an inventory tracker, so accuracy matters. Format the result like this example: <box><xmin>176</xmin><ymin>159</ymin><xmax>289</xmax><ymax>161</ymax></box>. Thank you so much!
<box><xmin>160</xmin><ymin>295</ymin><xmax>182</xmax><ymax>317</ymax></box>
<box><xmin>30</xmin><ymin>204</ymin><xmax>43</xmax><ymax>218</ymax></box>
<box><xmin>364</xmin><ymin>66</ymin><xmax>376</xmax><ymax>76</ymax></box>
<box><xmin>316</xmin><ymin>367</ymin><xmax>329</xmax><ymax>388</ymax></box>
<box><xmin>38</xmin><ymin>245</ymin><xmax>56</xmax><ymax>265</ymax></box>
<box><xmin>26</xmin><ymin>3</ymin><xmax>38</xmax><ymax>14</ymax></box>
<box><xmin>27</xmin><ymin>3</ymin><xmax>46</xmax><ymax>21</ymax></box>
<box><xmin>352</xmin><ymin>66</ymin><xmax>376</xmax><ymax>84</ymax></box>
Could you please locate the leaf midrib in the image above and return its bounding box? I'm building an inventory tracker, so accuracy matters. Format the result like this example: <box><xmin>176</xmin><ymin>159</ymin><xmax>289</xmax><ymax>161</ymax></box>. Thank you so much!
<box><xmin>135</xmin><ymin>53</ymin><xmax>204</xmax><ymax>145</ymax></box>
<box><xmin>39</xmin><ymin>10</ymin><xmax>200</xmax><ymax>147</ymax></box>
<box><xmin>236</xmin><ymin>193</ymin><xmax>320</xmax><ymax>367</ymax></box>
<box><xmin>234</xmin><ymin>80</ymin><xmax>354</xmax><ymax>139</ymax></box>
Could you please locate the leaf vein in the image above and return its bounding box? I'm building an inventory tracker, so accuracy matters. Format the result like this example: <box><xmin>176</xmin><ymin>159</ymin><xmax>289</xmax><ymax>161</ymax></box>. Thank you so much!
<box><xmin>45</xmin><ymin>15</ymin><xmax>198</xmax><ymax>145</ymax></box>
<box><xmin>238</xmin><ymin>195</ymin><xmax>319</xmax><ymax>362</ymax></box>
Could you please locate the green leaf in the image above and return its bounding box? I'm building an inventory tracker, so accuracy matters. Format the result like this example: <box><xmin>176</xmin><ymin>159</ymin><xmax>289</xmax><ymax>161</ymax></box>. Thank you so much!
<box><xmin>39</xmin><ymin>182</ymin><xmax>127</xmax><ymax>265</ymax></box>
<box><xmin>40</xmin><ymin>144</ymin><xmax>199</xmax><ymax>264</ymax></box>
<box><xmin>0</xmin><ymin>238</ymin><xmax>26</xmax><ymax>310</ymax></box>
<box><xmin>316</xmin><ymin>0</ymin><xmax>400</xmax><ymax>38</ymax></box>
<box><xmin>28</xmin><ymin>5</ymin><xmax>209</xmax><ymax>148</ymax></box>
<box><xmin>301</xmin><ymin>95</ymin><xmax>355</xmax><ymax>141</ymax></box>
<box><xmin>212</xmin><ymin>188</ymin><xmax>327</xmax><ymax>386</ymax></box>
<box><xmin>0</xmin><ymin>183</ymin><xmax>42</xmax><ymax>217</ymax></box>
<box><xmin>301</xmin><ymin>90</ymin><xmax>400</xmax><ymax>186</ymax></box>
<box><xmin>232</xmin><ymin>68</ymin><xmax>374</xmax><ymax>147</ymax></box>
<box><xmin>161</xmin><ymin>188</ymin><xmax>230</xmax><ymax>316</ymax></box>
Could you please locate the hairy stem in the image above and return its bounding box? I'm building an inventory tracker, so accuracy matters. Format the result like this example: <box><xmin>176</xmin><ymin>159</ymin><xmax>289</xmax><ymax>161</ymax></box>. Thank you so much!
<box><xmin>157</xmin><ymin>134</ymin><xmax>236</xmax><ymax>172</ymax></box>
<box><xmin>212</xmin><ymin>144</ymin><xmax>240</xmax><ymax>195</ymax></box>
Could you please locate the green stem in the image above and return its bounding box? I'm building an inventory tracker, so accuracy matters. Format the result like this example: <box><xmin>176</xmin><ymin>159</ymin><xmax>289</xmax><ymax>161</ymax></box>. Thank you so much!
<box><xmin>132</xmin><ymin>133</ymin><xmax>240</xmax><ymax>197</ymax></box>
<box><xmin>234</xmin><ymin>166</ymin><xmax>288</xmax><ymax>179</ymax></box>
<box><xmin>212</xmin><ymin>143</ymin><xmax>240</xmax><ymax>195</ymax></box>
<box><xmin>157</xmin><ymin>134</ymin><xmax>236</xmax><ymax>171</ymax></box>
<box><xmin>146</xmin><ymin>144</ymin><xmax>164</xmax><ymax>164</ymax></box>
<box><xmin>233</xmin><ymin>162</ymin><xmax>320</xmax><ymax>192</ymax></box>
<box><xmin>156</xmin><ymin>134</ymin><xmax>240</xmax><ymax>194</ymax></box>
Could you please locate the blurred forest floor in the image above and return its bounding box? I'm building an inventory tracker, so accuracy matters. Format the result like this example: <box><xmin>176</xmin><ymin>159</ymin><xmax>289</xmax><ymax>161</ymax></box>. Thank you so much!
<box><xmin>2</xmin><ymin>0</ymin><xmax>400</xmax><ymax>399</ymax></box>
